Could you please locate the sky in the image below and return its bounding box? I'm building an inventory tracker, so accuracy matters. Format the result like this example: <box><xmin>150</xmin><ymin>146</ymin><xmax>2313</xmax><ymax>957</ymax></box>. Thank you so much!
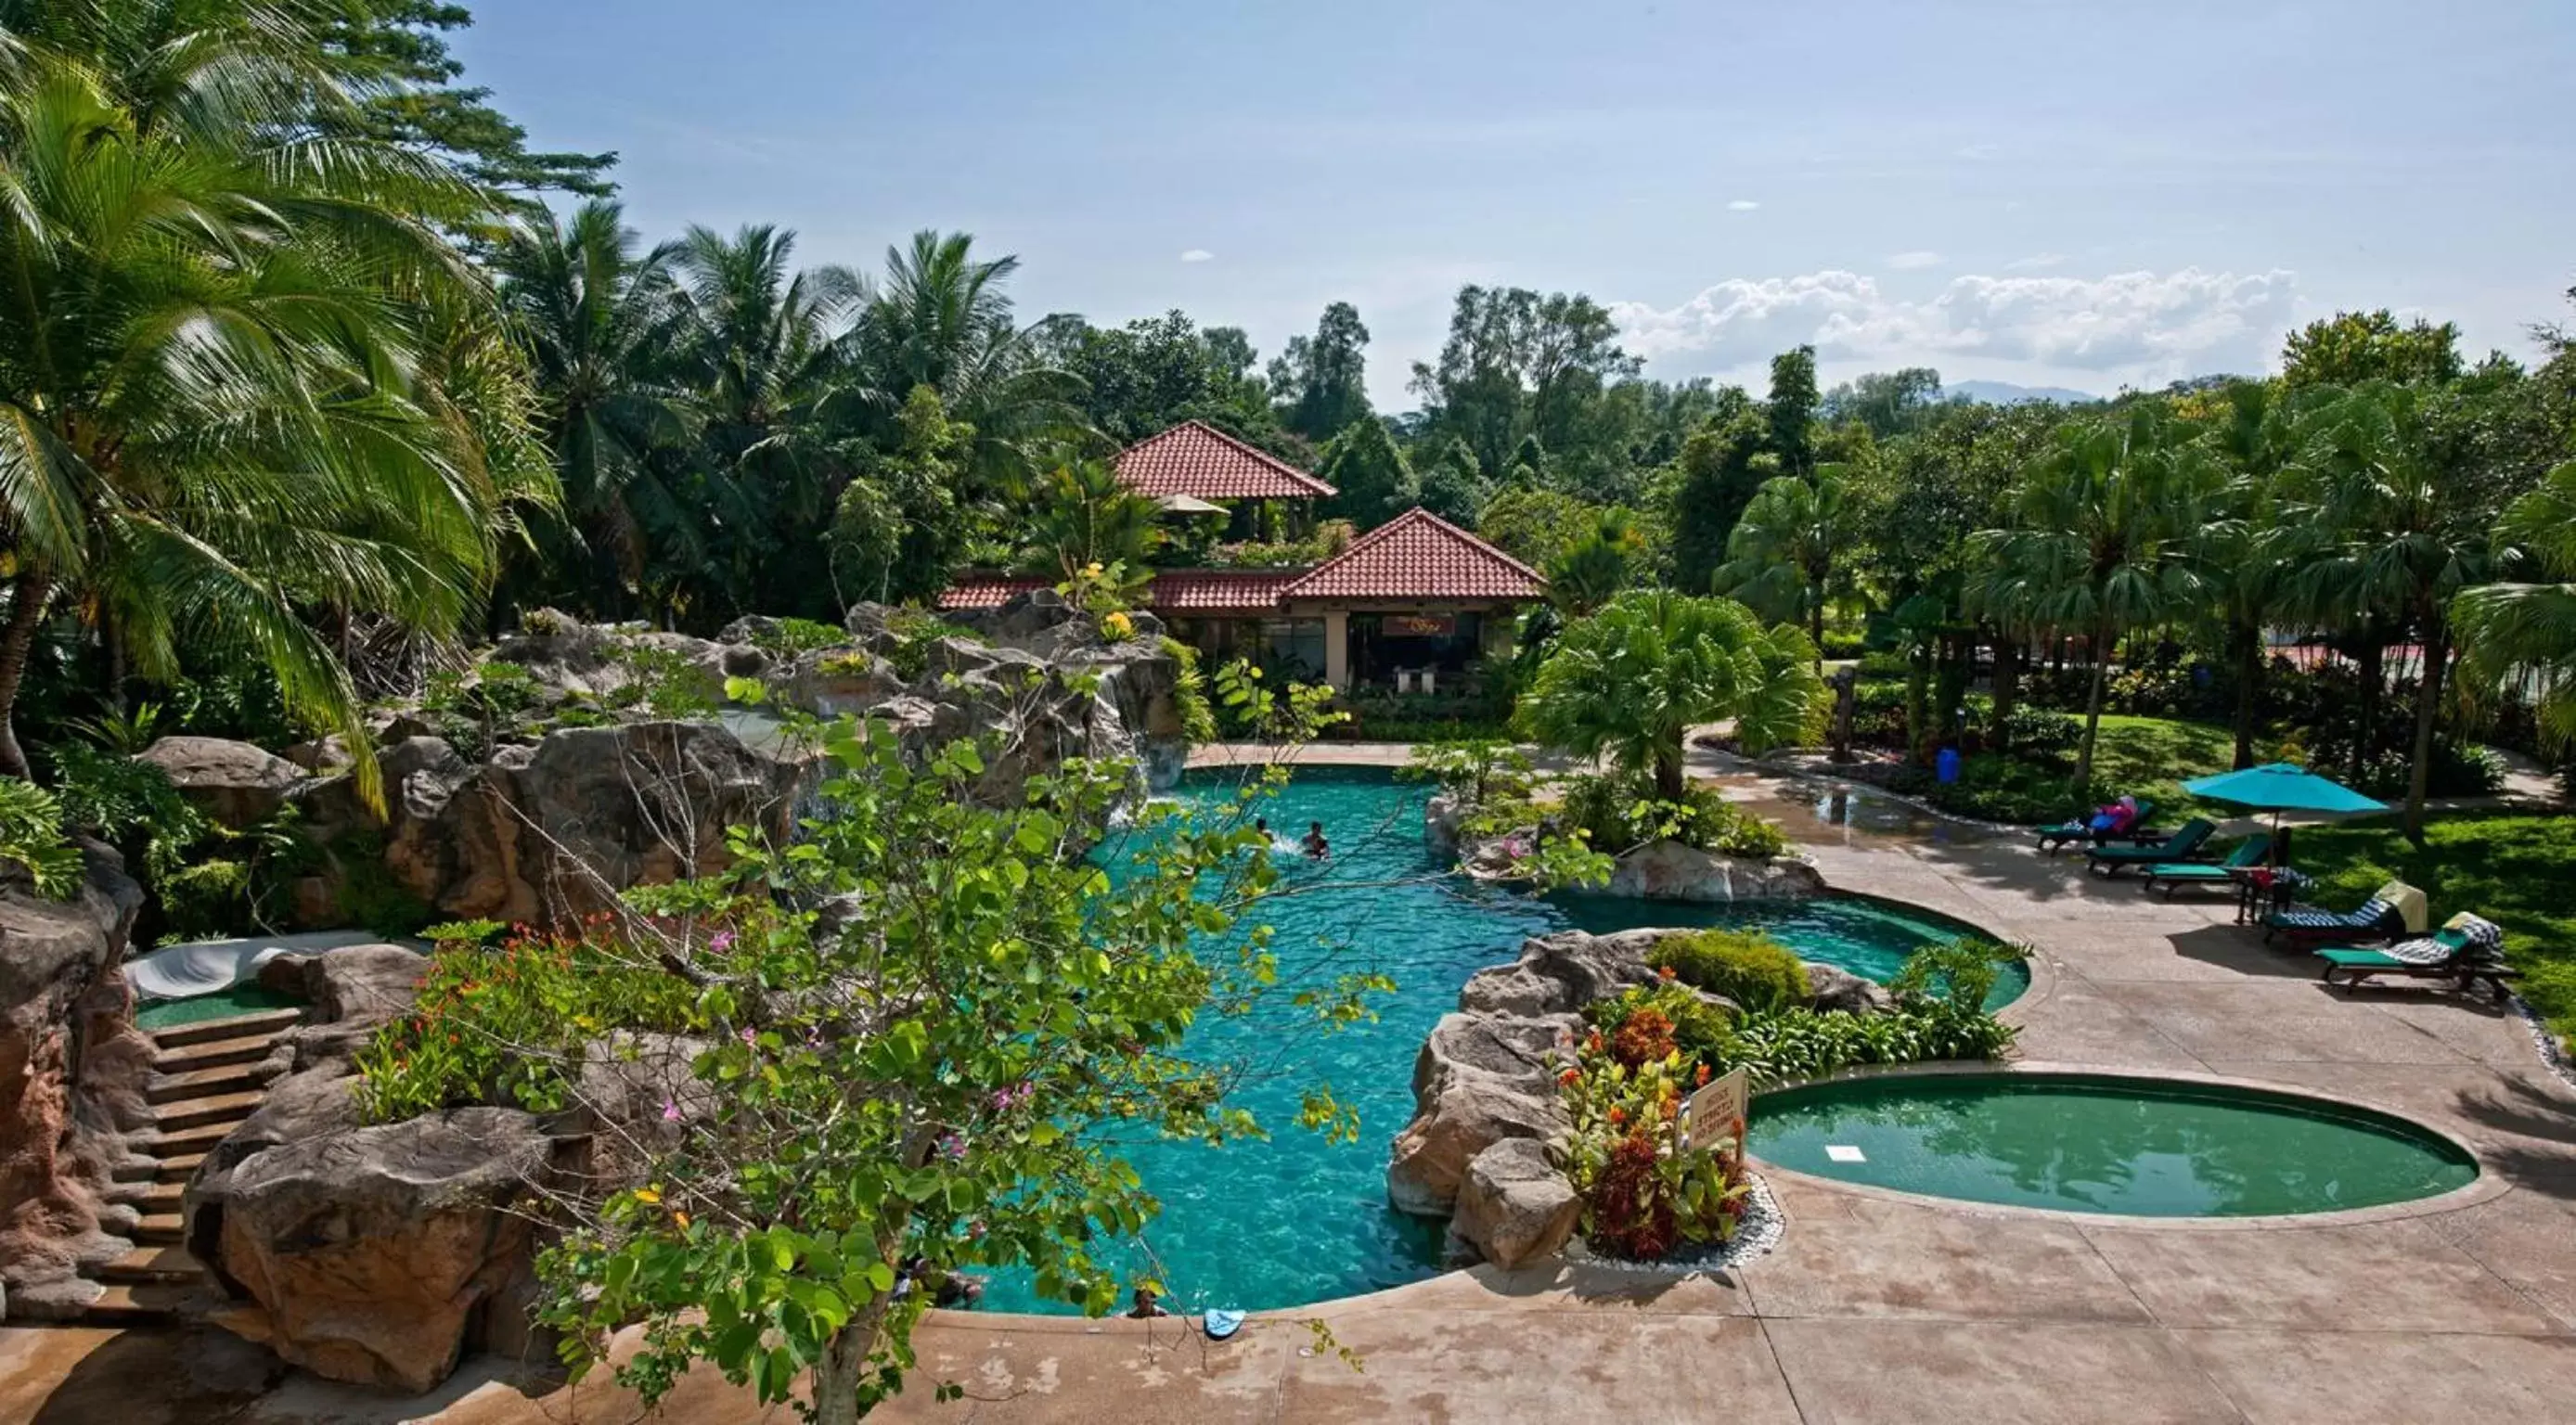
<box><xmin>456</xmin><ymin>0</ymin><xmax>2576</xmax><ymax>409</ymax></box>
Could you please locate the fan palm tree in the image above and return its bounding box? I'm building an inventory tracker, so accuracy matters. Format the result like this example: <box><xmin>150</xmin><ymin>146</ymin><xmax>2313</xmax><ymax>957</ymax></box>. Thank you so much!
<box><xmin>2276</xmin><ymin>381</ymin><xmax>2496</xmax><ymax>841</ymax></box>
<box><xmin>1971</xmin><ymin>405</ymin><xmax>2214</xmax><ymax>792</ymax></box>
<box><xmin>1517</xmin><ymin>590</ymin><xmax>1822</xmax><ymax>801</ymax></box>
<box><xmin>1714</xmin><ymin>463</ymin><xmax>1858</xmax><ymax>652</ymax></box>
<box><xmin>0</xmin><ymin>47</ymin><xmax>541</xmax><ymax>804</ymax></box>
<box><xmin>2454</xmin><ymin>459</ymin><xmax>2576</xmax><ymax>753</ymax></box>
<box><xmin>1023</xmin><ymin>460</ymin><xmax>1163</xmax><ymax>580</ymax></box>
<box><xmin>2194</xmin><ymin>381</ymin><xmax>2306</xmax><ymax>769</ymax></box>
<box><xmin>495</xmin><ymin>200</ymin><xmax>696</xmax><ymax>615</ymax></box>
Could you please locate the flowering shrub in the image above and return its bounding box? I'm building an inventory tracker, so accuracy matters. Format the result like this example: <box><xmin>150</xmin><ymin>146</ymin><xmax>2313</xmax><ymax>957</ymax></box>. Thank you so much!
<box><xmin>1556</xmin><ymin>1006</ymin><xmax>1744</xmax><ymax>1262</ymax></box>
<box><xmin>1606</xmin><ymin>1005</ymin><xmax>1678</xmax><ymax>1067</ymax></box>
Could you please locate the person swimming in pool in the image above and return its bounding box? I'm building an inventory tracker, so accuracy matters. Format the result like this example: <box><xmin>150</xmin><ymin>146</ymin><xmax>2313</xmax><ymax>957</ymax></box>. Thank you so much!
<box><xmin>1301</xmin><ymin>820</ymin><xmax>1330</xmax><ymax>859</ymax></box>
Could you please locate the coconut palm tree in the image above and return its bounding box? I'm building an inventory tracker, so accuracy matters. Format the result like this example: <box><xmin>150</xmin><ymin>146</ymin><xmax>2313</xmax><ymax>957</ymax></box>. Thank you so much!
<box><xmin>2277</xmin><ymin>381</ymin><xmax>2497</xmax><ymax>841</ymax></box>
<box><xmin>1971</xmin><ymin>405</ymin><xmax>2214</xmax><ymax>792</ymax></box>
<box><xmin>0</xmin><ymin>45</ymin><xmax>543</xmax><ymax>803</ymax></box>
<box><xmin>1713</xmin><ymin>463</ymin><xmax>1858</xmax><ymax>652</ymax></box>
<box><xmin>843</xmin><ymin>231</ymin><xmax>1087</xmax><ymax>493</ymax></box>
<box><xmin>2193</xmin><ymin>380</ymin><xmax>2307</xmax><ymax>769</ymax></box>
<box><xmin>2454</xmin><ymin>459</ymin><xmax>2576</xmax><ymax>753</ymax></box>
<box><xmin>1517</xmin><ymin>590</ymin><xmax>1822</xmax><ymax>801</ymax></box>
<box><xmin>494</xmin><ymin>200</ymin><xmax>696</xmax><ymax>616</ymax></box>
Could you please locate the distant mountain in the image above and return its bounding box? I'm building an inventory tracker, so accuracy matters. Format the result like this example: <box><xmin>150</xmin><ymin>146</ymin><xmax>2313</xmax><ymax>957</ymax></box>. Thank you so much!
<box><xmin>1946</xmin><ymin>379</ymin><xmax>2100</xmax><ymax>406</ymax></box>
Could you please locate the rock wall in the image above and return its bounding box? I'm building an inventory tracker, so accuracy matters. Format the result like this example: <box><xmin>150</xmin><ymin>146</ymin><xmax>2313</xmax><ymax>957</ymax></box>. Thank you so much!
<box><xmin>1602</xmin><ymin>841</ymin><xmax>1825</xmax><ymax>903</ymax></box>
<box><xmin>1391</xmin><ymin>927</ymin><xmax>1890</xmax><ymax>1271</ymax></box>
<box><xmin>0</xmin><ymin>846</ymin><xmax>155</xmax><ymax>1317</ymax></box>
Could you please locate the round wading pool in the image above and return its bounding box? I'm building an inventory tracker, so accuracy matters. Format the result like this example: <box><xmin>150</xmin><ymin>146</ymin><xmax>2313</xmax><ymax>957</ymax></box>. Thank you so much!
<box><xmin>1748</xmin><ymin>1072</ymin><xmax>2479</xmax><ymax>1217</ymax></box>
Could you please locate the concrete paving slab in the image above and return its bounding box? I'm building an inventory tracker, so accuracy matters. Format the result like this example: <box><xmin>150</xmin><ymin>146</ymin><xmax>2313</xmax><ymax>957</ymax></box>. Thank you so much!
<box><xmin>1740</xmin><ymin>1198</ymin><xmax>2156</xmax><ymax>1324</ymax></box>
<box><xmin>1275</xmin><ymin>1311</ymin><xmax>1799</xmax><ymax>1425</ymax></box>
<box><xmin>2108</xmin><ymin>981</ymin><xmax>2481</xmax><ymax>1065</ymax></box>
<box><xmin>2174</xmin><ymin>1327</ymin><xmax>2576</xmax><ymax>1425</ymax></box>
<box><xmin>2077</xmin><ymin>1218</ymin><xmax>2566</xmax><ymax>1334</ymax></box>
<box><xmin>1760</xmin><ymin>1318</ymin><xmax>2245</xmax><ymax>1425</ymax></box>
<box><xmin>2417</xmin><ymin>1189</ymin><xmax>2576</xmax><ymax>1331</ymax></box>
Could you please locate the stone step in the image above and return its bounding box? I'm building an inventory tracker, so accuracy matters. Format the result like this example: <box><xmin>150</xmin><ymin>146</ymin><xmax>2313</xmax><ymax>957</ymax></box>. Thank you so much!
<box><xmin>152</xmin><ymin>1031</ymin><xmax>283</xmax><ymax>1076</ymax></box>
<box><xmin>148</xmin><ymin>1008</ymin><xmax>303</xmax><ymax>1050</ymax></box>
<box><xmin>146</xmin><ymin>1060</ymin><xmax>273</xmax><ymax>1107</ymax></box>
<box><xmin>133</xmin><ymin>1212</ymin><xmax>185</xmax><ymax>1245</ymax></box>
<box><xmin>150</xmin><ymin>1089</ymin><xmax>265</xmax><ymax>1134</ymax></box>
<box><xmin>111</xmin><ymin>1149</ymin><xmax>210</xmax><ymax>1185</ymax></box>
<box><xmin>97</xmin><ymin>1245</ymin><xmax>205</xmax><ymax>1285</ymax></box>
<box><xmin>116</xmin><ymin>1181</ymin><xmax>186</xmax><ymax>1215</ymax></box>
<box><xmin>146</xmin><ymin>1121</ymin><xmax>250</xmax><ymax>1158</ymax></box>
<box><xmin>76</xmin><ymin>1282</ymin><xmax>191</xmax><ymax>1325</ymax></box>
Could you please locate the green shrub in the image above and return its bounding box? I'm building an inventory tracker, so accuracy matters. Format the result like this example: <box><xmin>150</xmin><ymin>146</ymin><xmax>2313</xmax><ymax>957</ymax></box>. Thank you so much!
<box><xmin>1652</xmin><ymin>929</ymin><xmax>1809</xmax><ymax>1014</ymax></box>
<box><xmin>882</xmin><ymin>609</ymin><xmax>985</xmax><ymax>681</ymax></box>
<box><xmin>1160</xmin><ymin>636</ymin><xmax>1217</xmax><ymax>742</ymax></box>
<box><xmin>752</xmin><ymin>617</ymin><xmax>847</xmax><ymax>658</ymax></box>
<box><xmin>1925</xmin><ymin>754</ymin><xmax>2077</xmax><ymax>823</ymax></box>
<box><xmin>1556</xmin><ymin>773</ymin><xmax>1790</xmax><ymax>859</ymax></box>
<box><xmin>0</xmin><ymin>776</ymin><xmax>83</xmax><ymax>897</ymax></box>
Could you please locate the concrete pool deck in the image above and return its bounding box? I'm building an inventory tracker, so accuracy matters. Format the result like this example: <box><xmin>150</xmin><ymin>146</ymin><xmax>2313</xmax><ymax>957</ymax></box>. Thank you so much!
<box><xmin>8</xmin><ymin>749</ymin><xmax>2574</xmax><ymax>1423</ymax></box>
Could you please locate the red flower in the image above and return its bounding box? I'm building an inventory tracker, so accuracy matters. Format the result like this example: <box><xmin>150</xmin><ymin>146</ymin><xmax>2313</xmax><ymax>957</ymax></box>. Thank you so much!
<box><xmin>1657</xmin><ymin>964</ymin><xmax>1678</xmax><ymax>981</ymax></box>
<box><xmin>1557</xmin><ymin>1068</ymin><xmax>1580</xmax><ymax>1087</ymax></box>
<box><xmin>1607</xmin><ymin>1107</ymin><xmax>1627</xmax><ymax>1126</ymax></box>
<box><xmin>1695</xmin><ymin>1062</ymin><xmax>1711</xmax><ymax>1086</ymax></box>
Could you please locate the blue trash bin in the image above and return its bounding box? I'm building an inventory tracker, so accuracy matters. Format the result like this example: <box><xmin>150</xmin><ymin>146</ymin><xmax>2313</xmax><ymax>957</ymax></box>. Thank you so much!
<box><xmin>1936</xmin><ymin>748</ymin><xmax>1962</xmax><ymax>784</ymax></box>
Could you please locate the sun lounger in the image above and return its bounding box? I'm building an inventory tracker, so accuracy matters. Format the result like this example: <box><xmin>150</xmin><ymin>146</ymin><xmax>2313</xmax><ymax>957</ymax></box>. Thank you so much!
<box><xmin>2035</xmin><ymin>799</ymin><xmax>2160</xmax><ymax>853</ymax></box>
<box><xmin>2317</xmin><ymin>915</ymin><xmax>2512</xmax><ymax>999</ymax></box>
<box><xmin>2139</xmin><ymin>833</ymin><xmax>2273</xmax><ymax>898</ymax></box>
<box><xmin>2261</xmin><ymin>879</ymin><xmax>2424</xmax><ymax>947</ymax></box>
<box><xmin>2083</xmin><ymin>817</ymin><xmax>2216</xmax><ymax>877</ymax></box>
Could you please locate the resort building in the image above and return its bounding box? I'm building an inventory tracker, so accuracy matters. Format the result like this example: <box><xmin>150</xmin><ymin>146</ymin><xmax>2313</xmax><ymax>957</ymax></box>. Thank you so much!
<box><xmin>942</xmin><ymin>420</ymin><xmax>1547</xmax><ymax>692</ymax></box>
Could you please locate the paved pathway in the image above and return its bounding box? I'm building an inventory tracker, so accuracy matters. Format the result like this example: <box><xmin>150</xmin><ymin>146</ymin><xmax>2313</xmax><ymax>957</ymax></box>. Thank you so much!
<box><xmin>8</xmin><ymin>753</ymin><xmax>2574</xmax><ymax>1424</ymax></box>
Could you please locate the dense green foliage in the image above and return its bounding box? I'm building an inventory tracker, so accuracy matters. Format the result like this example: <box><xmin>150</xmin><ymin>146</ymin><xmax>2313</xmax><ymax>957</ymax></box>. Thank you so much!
<box><xmin>1650</xmin><ymin>929</ymin><xmax>1810</xmax><ymax>1014</ymax></box>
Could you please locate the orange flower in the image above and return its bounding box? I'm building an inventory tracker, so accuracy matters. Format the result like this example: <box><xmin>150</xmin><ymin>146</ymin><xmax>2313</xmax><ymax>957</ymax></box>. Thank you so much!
<box><xmin>1607</xmin><ymin>1107</ymin><xmax>1626</xmax><ymax>1126</ymax></box>
<box><xmin>1695</xmin><ymin>1063</ymin><xmax>1711</xmax><ymax>1086</ymax></box>
<box><xmin>1657</xmin><ymin>964</ymin><xmax>1678</xmax><ymax>981</ymax></box>
<box><xmin>1660</xmin><ymin>1098</ymin><xmax>1679</xmax><ymax>1121</ymax></box>
<box><xmin>1557</xmin><ymin>1068</ymin><xmax>1580</xmax><ymax>1087</ymax></box>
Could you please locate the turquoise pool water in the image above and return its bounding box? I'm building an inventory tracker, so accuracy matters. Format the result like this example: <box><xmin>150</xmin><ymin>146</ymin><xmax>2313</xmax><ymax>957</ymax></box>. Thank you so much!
<box><xmin>982</xmin><ymin>766</ymin><xmax>2015</xmax><ymax>1315</ymax></box>
<box><xmin>1750</xmin><ymin>1072</ymin><xmax>2478</xmax><ymax>1215</ymax></box>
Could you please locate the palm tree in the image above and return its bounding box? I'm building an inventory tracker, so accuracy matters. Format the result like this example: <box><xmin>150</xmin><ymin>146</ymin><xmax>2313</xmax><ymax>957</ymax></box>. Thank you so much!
<box><xmin>1714</xmin><ymin>463</ymin><xmax>1858</xmax><ymax>652</ymax></box>
<box><xmin>0</xmin><ymin>45</ymin><xmax>543</xmax><ymax>804</ymax></box>
<box><xmin>495</xmin><ymin>201</ymin><xmax>696</xmax><ymax>615</ymax></box>
<box><xmin>2454</xmin><ymin>459</ymin><xmax>2576</xmax><ymax>752</ymax></box>
<box><xmin>1971</xmin><ymin>405</ymin><xmax>2213</xmax><ymax>792</ymax></box>
<box><xmin>1544</xmin><ymin>509</ymin><xmax>1638</xmax><ymax>617</ymax></box>
<box><xmin>2194</xmin><ymin>381</ymin><xmax>2303</xmax><ymax>769</ymax></box>
<box><xmin>1518</xmin><ymin>590</ymin><xmax>1822</xmax><ymax>801</ymax></box>
<box><xmin>843</xmin><ymin>231</ymin><xmax>1087</xmax><ymax>493</ymax></box>
<box><xmin>2277</xmin><ymin>381</ymin><xmax>2495</xmax><ymax>841</ymax></box>
<box><xmin>1023</xmin><ymin>460</ymin><xmax>1163</xmax><ymax>580</ymax></box>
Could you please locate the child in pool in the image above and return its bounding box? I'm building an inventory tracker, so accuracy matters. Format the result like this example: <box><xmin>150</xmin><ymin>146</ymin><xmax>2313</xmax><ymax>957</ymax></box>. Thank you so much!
<box><xmin>1301</xmin><ymin>820</ymin><xmax>1330</xmax><ymax>859</ymax></box>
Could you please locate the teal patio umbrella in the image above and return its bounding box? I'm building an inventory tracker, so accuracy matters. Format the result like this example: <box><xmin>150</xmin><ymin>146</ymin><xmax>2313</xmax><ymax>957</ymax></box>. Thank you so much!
<box><xmin>2180</xmin><ymin>763</ymin><xmax>2388</xmax><ymax>866</ymax></box>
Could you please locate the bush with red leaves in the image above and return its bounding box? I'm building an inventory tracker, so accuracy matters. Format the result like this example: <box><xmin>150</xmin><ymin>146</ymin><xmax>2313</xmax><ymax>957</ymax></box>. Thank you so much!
<box><xmin>1584</xmin><ymin>1130</ymin><xmax>1680</xmax><ymax>1260</ymax></box>
<box><xmin>1607</xmin><ymin>1006</ymin><xmax>1678</xmax><ymax>1068</ymax></box>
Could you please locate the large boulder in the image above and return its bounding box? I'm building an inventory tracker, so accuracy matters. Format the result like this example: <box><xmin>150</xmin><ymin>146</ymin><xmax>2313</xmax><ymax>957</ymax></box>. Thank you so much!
<box><xmin>0</xmin><ymin>846</ymin><xmax>153</xmax><ymax>1317</ymax></box>
<box><xmin>137</xmin><ymin>737</ymin><xmax>308</xmax><ymax>829</ymax></box>
<box><xmin>1448</xmin><ymin>1137</ymin><xmax>1580</xmax><ymax>1269</ymax></box>
<box><xmin>1385</xmin><ymin>1011</ymin><xmax>1572</xmax><ymax>1216</ymax></box>
<box><xmin>200</xmin><ymin>1107</ymin><xmax>554</xmax><ymax>1393</ymax></box>
<box><xmin>1604</xmin><ymin>840</ymin><xmax>1825</xmax><ymax>903</ymax></box>
<box><xmin>1806</xmin><ymin>961</ymin><xmax>1896</xmax><ymax>1015</ymax></box>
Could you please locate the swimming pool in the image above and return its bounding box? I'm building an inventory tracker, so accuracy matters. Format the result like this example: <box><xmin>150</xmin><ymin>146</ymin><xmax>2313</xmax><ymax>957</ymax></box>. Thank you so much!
<box><xmin>1749</xmin><ymin>1071</ymin><xmax>2479</xmax><ymax>1216</ymax></box>
<box><xmin>981</xmin><ymin>765</ymin><xmax>2015</xmax><ymax>1315</ymax></box>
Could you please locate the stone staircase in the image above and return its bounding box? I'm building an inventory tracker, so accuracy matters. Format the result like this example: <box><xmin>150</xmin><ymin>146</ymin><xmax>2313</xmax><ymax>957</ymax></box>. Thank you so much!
<box><xmin>78</xmin><ymin>1007</ymin><xmax>303</xmax><ymax>1326</ymax></box>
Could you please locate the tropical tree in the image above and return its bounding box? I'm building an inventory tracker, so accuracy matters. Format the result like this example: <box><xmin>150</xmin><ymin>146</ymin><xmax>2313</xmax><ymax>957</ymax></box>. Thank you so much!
<box><xmin>2193</xmin><ymin>381</ymin><xmax>2304</xmax><ymax>768</ymax></box>
<box><xmin>2276</xmin><ymin>381</ymin><xmax>2497</xmax><ymax>841</ymax></box>
<box><xmin>1518</xmin><ymin>591</ymin><xmax>1822</xmax><ymax>800</ymax></box>
<box><xmin>0</xmin><ymin>42</ymin><xmax>546</xmax><ymax>802</ymax></box>
<box><xmin>2454</xmin><ymin>459</ymin><xmax>2576</xmax><ymax>752</ymax></box>
<box><xmin>1713</xmin><ymin>464</ymin><xmax>1859</xmax><ymax>650</ymax></box>
<box><xmin>1316</xmin><ymin>417</ymin><xmax>1415</xmax><ymax>529</ymax></box>
<box><xmin>1971</xmin><ymin>405</ymin><xmax>2213</xmax><ymax>791</ymax></box>
<box><xmin>494</xmin><ymin>200</ymin><xmax>694</xmax><ymax>616</ymax></box>
<box><xmin>1023</xmin><ymin>460</ymin><xmax>1163</xmax><ymax>580</ymax></box>
<box><xmin>1543</xmin><ymin>510</ymin><xmax>1640</xmax><ymax>617</ymax></box>
<box><xmin>1269</xmin><ymin>301</ymin><xmax>1372</xmax><ymax>442</ymax></box>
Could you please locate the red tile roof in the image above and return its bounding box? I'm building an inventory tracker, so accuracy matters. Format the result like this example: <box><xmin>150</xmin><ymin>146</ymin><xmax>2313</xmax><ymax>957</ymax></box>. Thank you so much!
<box><xmin>934</xmin><ymin>571</ymin><xmax>1300</xmax><ymax>614</ymax></box>
<box><xmin>1116</xmin><ymin>420</ymin><xmax>1335</xmax><ymax>501</ymax></box>
<box><xmin>936</xmin><ymin>574</ymin><xmax>1048</xmax><ymax>610</ymax></box>
<box><xmin>1282</xmin><ymin>507</ymin><xmax>1547</xmax><ymax>600</ymax></box>
<box><xmin>1145</xmin><ymin>570</ymin><xmax>1305</xmax><ymax>612</ymax></box>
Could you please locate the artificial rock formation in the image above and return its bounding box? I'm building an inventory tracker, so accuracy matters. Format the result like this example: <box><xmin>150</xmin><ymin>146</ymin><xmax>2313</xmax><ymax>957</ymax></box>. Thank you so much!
<box><xmin>187</xmin><ymin>944</ymin><xmax>561</xmax><ymax>1391</ymax></box>
<box><xmin>138</xmin><ymin>737</ymin><xmax>309</xmax><ymax>830</ymax></box>
<box><xmin>1395</xmin><ymin>926</ymin><xmax>1888</xmax><ymax>1269</ymax></box>
<box><xmin>1601</xmin><ymin>840</ymin><xmax>1826</xmax><ymax>903</ymax></box>
<box><xmin>0</xmin><ymin>846</ymin><xmax>154</xmax><ymax>1318</ymax></box>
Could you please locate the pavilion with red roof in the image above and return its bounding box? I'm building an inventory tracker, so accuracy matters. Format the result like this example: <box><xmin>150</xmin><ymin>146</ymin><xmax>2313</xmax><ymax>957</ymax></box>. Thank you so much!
<box><xmin>941</xmin><ymin>424</ymin><xmax>1545</xmax><ymax>691</ymax></box>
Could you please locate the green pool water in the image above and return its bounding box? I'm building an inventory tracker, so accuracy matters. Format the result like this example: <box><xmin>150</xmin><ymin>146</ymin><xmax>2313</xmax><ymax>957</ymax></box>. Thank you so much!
<box><xmin>135</xmin><ymin>982</ymin><xmax>302</xmax><ymax>1030</ymax></box>
<box><xmin>1749</xmin><ymin>1072</ymin><xmax>2478</xmax><ymax>1216</ymax></box>
<box><xmin>981</xmin><ymin>766</ymin><xmax>2016</xmax><ymax>1315</ymax></box>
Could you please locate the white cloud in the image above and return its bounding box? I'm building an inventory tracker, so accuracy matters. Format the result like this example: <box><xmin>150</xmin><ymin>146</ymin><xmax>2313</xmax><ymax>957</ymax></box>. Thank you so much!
<box><xmin>2006</xmin><ymin>252</ymin><xmax>2068</xmax><ymax>271</ymax></box>
<box><xmin>1956</xmin><ymin>143</ymin><xmax>2002</xmax><ymax>160</ymax></box>
<box><xmin>1886</xmin><ymin>250</ymin><xmax>1943</xmax><ymax>270</ymax></box>
<box><xmin>1609</xmin><ymin>266</ymin><xmax>2298</xmax><ymax>379</ymax></box>
<box><xmin>1727</xmin><ymin>199</ymin><xmax>1760</xmax><ymax>212</ymax></box>
<box><xmin>1179</xmin><ymin>249</ymin><xmax>1215</xmax><ymax>263</ymax></box>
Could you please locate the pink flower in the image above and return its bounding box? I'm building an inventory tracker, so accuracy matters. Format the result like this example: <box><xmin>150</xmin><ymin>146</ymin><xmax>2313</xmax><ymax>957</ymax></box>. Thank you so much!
<box><xmin>659</xmin><ymin>1098</ymin><xmax>682</xmax><ymax>1123</ymax></box>
<box><xmin>740</xmin><ymin>1026</ymin><xmax>757</xmax><ymax>1046</ymax></box>
<box><xmin>938</xmin><ymin>1133</ymin><xmax>966</xmax><ymax>1161</ymax></box>
<box><xmin>709</xmin><ymin>931</ymin><xmax>736</xmax><ymax>956</ymax></box>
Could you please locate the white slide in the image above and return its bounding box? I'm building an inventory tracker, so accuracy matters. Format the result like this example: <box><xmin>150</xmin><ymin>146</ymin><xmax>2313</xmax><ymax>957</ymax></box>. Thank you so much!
<box><xmin>124</xmin><ymin>930</ymin><xmax>391</xmax><ymax>1002</ymax></box>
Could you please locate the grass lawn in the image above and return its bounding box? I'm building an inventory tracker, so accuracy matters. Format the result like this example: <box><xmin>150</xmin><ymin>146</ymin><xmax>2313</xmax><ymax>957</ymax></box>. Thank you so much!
<box><xmin>2297</xmin><ymin>811</ymin><xmax>2576</xmax><ymax>1052</ymax></box>
<box><xmin>2083</xmin><ymin>715</ymin><xmax>2236</xmax><ymax>812</ymax></box>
